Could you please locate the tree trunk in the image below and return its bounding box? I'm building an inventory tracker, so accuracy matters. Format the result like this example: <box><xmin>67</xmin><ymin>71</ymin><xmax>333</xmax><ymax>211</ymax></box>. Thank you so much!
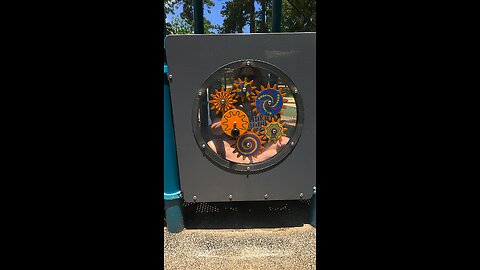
<box><xmin>259</xmin><ymin>0</ymin><xmax>266</xmax><ymax>32</ymax></box>
<box><xmin>250</xmin><ymin>0</ymin><xmax>255</xmax><ymax>33</ymax></box>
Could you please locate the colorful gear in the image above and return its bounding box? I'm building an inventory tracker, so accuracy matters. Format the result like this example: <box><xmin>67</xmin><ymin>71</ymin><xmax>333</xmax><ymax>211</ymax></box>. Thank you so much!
<box><xmin>221</xmin><ymin>109</ymin><xmax>249</xmax><ymax>137</ymax></box>
<box><xmin>260</xmin><ymin>116</ymin><xmax>288</xmax><ymax>143</ymax></box>
<box><xmin>233</xmin><ymin>77</ymin><xmax>256</xmax><ymax>102</ymax></box>
<box><xmin>208</xmin><ymin>86</ymin><xmax>238</xmax><ymax>115</ymax></box>
<box><xmin>231</xmin><ymin>129</ymin><xmax>266</xmax><ymax>162</ymax></box>
<box><xmin>251</xmin><ymin>83</ymin><xmax>287</xmax><ymax>117</ymax></box>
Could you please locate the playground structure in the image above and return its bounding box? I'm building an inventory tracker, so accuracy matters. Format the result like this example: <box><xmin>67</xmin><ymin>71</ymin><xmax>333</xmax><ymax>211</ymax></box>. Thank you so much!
<box><xmin>164</xmin><ymin>0</ymin><xmax>316</xmax><ymax>233</ymax></box>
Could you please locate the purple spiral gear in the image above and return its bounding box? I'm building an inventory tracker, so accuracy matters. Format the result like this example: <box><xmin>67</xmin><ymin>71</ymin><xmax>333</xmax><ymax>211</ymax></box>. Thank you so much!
<box><xmin>255</xmin><ymin>88</ymin><xmax>283</xmax><ymax>116</ymax></box>
<box><xmin>236</xmin><ymin>132</ymin><xmax>262</xmax><ymax>157</ymax></box>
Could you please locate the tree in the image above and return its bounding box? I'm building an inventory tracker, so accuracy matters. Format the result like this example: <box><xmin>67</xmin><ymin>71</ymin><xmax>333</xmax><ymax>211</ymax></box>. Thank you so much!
<box><xmin>164</xmin><ymin>0</ymin><xmax>218</xmax><ymax>34</ymax></box>
<box><xmin>281</xmin><ymin>0</ymin><xmax>316</xmax><ymax>32</ymax></box>
<box><xmin>255</xmin><ymin>0</ymin><xmax>272</xmax><ymax>33</ymax></box>
<box><xmin>219</xmin><ymin>0</ymin><xmax>249</xmax><ymax>33</ymax></box>
<box><xmin>167</xmin><ymin>16</ymin><xmax>193</xmax><ymax>34</ymax></box>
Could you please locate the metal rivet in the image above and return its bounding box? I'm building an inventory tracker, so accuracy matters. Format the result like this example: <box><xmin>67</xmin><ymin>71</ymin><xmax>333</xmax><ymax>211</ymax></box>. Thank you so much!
<box><xmin>291</xmin><ymin>141</ymin><xmax>295</xmax><ymax>146</ymax></box>
<box><xmin>300</xmin><ymin>193</ymin><xmax>304</xmax><ymax>198</ymax></box>
<box><xmin>264</xmin><ymin>194</ymin><xmax>268</xmax><ymax>199</ymax></box>
<box><xmin>246</xmin><ymin>61</ymin><xmax>251</xmax><ymax>66</ymax></box>
<box><xmin>193</xmin><ymin>196</ymin><xmax>197</xmax><ymax>202</ymax></box>
<box><xmin>198</xmin><ymin>91</ymin><xmax>202</xmax><ymax>96</ymax></box>
<box><xmin>168</xmin><ymin>74</ymin><xmax>173</xmax><ymax>80</ymax></box>
<box><xmin>229</xmin><ymin>195</ymin><xmax>233</xmax><ymax>200</ymax></box>
<box><xmin>294</xmin><ymin>89</ymin><xmax>298</xmax><ymax>94</ymax></box>
<box><xmin>201</xmin><ymin>143</ymin><xmax>206</xmax><ymax>149</ymax></box>
<box><xmin>246</xmin><ymin>166</ymin><xmax>250</xmax><ymax>171</ymax></box>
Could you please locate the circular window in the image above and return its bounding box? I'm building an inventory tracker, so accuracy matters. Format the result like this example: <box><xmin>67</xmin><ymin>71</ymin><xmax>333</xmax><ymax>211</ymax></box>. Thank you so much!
<box><xmin>192</xmin><ymin>59</ymin><xmax>304</xmax><ymax>174</ymax></box>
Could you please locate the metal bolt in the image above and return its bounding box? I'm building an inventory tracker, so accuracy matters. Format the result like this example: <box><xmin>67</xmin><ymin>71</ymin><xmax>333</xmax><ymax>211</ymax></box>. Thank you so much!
<box><xmin>193</xmin><ymin>196</ymin><xmax>197</xmax><ymax>202</ymax></box>
<box><xmin>246</xmin><ymin>61</ymin><xmax>251</xmax><ymax>66</ymax></box>
<box><xmin>198</xmin><ymin>91</ymin><xmax>202</xmax><ymax>96</ymax></box>
<box><xmin>229</xmin><ymin>195</ymin><xmax>233</xmax><ymax>200</ymax></box>
<box><xmin>246</xmin><ymin>166</ymin><xmax>251</xmax><ymax>171</ymax></box>
<box><xmin>264</xmin><ymin>194</ymin><xmax>268</xmax><ymax>199</ymax></box>
<box><xmin>294</xmin><ymin>89</ymin><xmax>298</xmax><ymax>94</ymax></box>
<box><xmin>168</xmin><ymin>74</ymin><xmax>173</xmax><ymax>80</ymax></box>
<box><xmin>291</xmin><ymin>141</ymin><xmax>295</xmax><ymax>146</ymax></box>
<box><xmin>300</xmin><ymin>193</ymin><xmax>304</xmax><ymax>198</ymax></box>
<box><xmin>201</xmin><ymin>143</ymin><xmax>206</xmax><ymax>149</ymax></box>
<box><xmin>243</xmin><ymin>87</ymin><xmax>247</xmax><ymax>92</ymax></box>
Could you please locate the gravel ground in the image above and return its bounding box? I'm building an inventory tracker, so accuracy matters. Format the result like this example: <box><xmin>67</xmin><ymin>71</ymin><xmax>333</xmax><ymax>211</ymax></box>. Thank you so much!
<box><xmin>164</xmin><ymin>225</ymin><xmax>316</xmax><ymax>270</ymax></box>
<box><xmin>164</xmin><ymin>201</ymin><xmax>316</xmax><ymax>270</ymax></box>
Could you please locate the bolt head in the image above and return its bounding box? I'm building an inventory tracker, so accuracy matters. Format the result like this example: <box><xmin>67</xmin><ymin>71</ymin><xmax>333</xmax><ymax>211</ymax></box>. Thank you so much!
<box><xmin>220</xmin><ymin>99</ymin><xmax>226</xmax><ymax>104</ymax></box>
<box><xmin>291</xmin><ymin>141</ymin><xmax>295</xmax><ymax>146</ymax></box>
<box><xmin>242</xmin><ymin>87</ymin><xmax>247</xmax><ymax>92</ymax></box>
<box><xmin>264</xmin><ymin>194</ymin><xmax>268</xmax><ymax>199</ymax></box>
<box><xmin>201</xmin><ymin>143</ymin><xmax>206</xmax><ymax>149</ymax></box>
<box><xmin>168</xmin><ymin>74</ymin><xmax>173</xmax><ymax>79</ymax></box>
<box><xmin>198</xmin><ymin>91</ymin><xmax>203</xmax><ymax>96</ymax></box>
<box><xmin>300</xmin><ymin>193</ymin><xmax>304</xmax><ymax>198</ymax></box>
<box><xmin>246</xmin><ymin>61</ymin><xmax>251</xmax><ymax>66</ymax></box>
<box><xmin>229</xmin><ymin>195</ymin><xmax>233</xmax><ymax>200</ymax></box>
<box><xmin>294</xmin><ymin>89</ymin><xmax>298</xmax><ymax>94</ymax></box>
<box><xmin>246</xmin><ymin>166</ymin><xmax>251</xmax><ymax>171</ymax></box>
<box><xmin>193</xmin><ymin>196</ymin><xmax>197</xmax><ymax>201</ymax></box>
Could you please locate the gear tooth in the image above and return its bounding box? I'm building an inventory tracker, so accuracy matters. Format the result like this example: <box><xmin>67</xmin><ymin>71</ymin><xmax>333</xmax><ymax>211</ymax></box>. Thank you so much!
<box><xmin>282</xmin><ymin>105</ymin><xmax>286</xmax><ymax>109</ymax></box>
<box><xmin>273</xmin><ymin>84</ymin><xmax>277</xmax><ymax>89</ymax></box>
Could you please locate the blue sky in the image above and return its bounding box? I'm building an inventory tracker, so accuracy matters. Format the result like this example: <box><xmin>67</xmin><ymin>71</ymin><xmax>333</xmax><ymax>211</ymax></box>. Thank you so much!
<box><xmin>166</xmin><ymin>0</ymin><xmax>260</xmax><ymax>33</ymax></box>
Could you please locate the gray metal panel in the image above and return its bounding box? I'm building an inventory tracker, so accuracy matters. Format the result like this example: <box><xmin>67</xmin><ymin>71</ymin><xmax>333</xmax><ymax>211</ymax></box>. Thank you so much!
<box><xmin>166</xmin><ymin>33</ymin><xmax>316</xmax><ymax>202</ymax></box>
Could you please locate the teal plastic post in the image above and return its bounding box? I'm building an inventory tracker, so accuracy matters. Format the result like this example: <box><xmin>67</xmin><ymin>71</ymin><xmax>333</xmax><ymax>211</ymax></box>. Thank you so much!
<box><xmin>164</xmin><ymin>22</ymin><xmax>184</xmax><ymax>233</ymax></box>
<box><xmin>272</xmin><ymin>0</ymin><xmax>282</xmax><ymax>32</ymax></box>
<box><xmin>310</xmin><ymin>186</ymin><xmax>316</xmax><ymax>228</ymax></box>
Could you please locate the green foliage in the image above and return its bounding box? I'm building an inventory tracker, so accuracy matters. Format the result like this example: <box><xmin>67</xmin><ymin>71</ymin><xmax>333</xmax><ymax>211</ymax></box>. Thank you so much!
<box><xmin>164</xmin><ymin>0</ymin><xmax>218</xmax><ymax>34</ymax></box>
<box><xmin>255</xmin><ymin>0</ymin><xmax>272</xmax><ymax>33</ymax></box>
<box><xmin>165</xmin><ymin>0</ymin><xmax>316</xmax><ymax>35</ymax></box>
<box><xmin>167</xmin><ymin>16</ymin><xmax>193</xmax><ymax>34</ymax></box>
<box><xmin>219</xmin><ymin>0</ymin><xmax>249</xmax><ymax>33</ymax></box>
<box><xmin>281</xmin><ymin>0</ymin><xmax>316</xmax><ymax>32</ymax></box>
<box><xmin>166</xmin><ymin>16</ymin><xmax>216</xmax><ymax>35</ymax></box>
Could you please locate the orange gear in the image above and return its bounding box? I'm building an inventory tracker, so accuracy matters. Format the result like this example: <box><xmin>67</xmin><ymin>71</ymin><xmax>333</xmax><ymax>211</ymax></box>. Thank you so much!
<box><xmin>233</xmin><ymin>77</ymin><xmax>256</xmax><ymax>102</ymax></box>
<box><xmin>230</xmin><ymin>128</ymin><xmax>266</xmax><ymax>162</ymax></box>
<box><xmin>208</xmin><ymin>86</ymin><xmax>237</xmax><ymax>115</ymax></box>
<box><xmin>260</xmin><ymin>116</ymin><xmax>288</xmax><ymax>143</ymax></box>
<box><xmin>221</xmin><ymin>109</ymin><xmax>249</xmax><ymax>137</ymax></box>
